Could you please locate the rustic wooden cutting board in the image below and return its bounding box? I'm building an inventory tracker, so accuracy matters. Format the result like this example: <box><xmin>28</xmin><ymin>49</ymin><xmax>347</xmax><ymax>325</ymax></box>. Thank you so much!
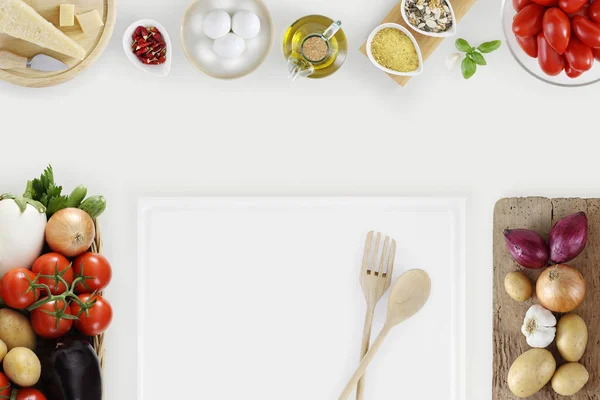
<box><xmin>0</xmin><ymin>0</ymin><xmax>116</xmax><ymax>88</ymax></box>
<box><xmin>359</xmin><ymin>0</ymin><xmax>477</xmax><ymax>87</ymax></box>
<box><xmin>493</xmin><ymin>197</ymin><xmax>600</xmax><ymax>399</ymax></box>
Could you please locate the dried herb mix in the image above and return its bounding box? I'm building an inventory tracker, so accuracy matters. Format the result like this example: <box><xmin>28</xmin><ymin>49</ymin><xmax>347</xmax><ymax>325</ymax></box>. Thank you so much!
<box><xmin>371</xmin><ymin>28</ymin><xmax>419</xmax><ymax>73</ymax></box>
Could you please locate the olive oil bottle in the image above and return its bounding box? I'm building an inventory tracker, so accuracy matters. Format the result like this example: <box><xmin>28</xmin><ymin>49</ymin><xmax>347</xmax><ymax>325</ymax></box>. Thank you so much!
<box><xmin>283</xmin><ymin>15</ymin><xmax>347</xmax><ymax>80</ymax></box>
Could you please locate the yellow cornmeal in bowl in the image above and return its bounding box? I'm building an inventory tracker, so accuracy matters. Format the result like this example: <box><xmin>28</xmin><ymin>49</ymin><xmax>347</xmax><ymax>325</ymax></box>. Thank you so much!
<box><xmin>371</xmin><ymin>28</ymin><xmax>419</xmax><ymax>72</ymax></box>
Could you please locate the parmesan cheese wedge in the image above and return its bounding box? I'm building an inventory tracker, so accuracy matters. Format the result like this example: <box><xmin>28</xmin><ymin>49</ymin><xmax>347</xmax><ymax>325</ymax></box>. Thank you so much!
<box><xmin>0</xmin><ymin>0</ymin><xmax>86</xmax><ymax>60</ymax></box>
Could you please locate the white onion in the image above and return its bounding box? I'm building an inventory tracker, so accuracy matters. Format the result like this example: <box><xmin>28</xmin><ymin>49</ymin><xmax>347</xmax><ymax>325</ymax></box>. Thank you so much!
<box><xmin>45</xmin><ymin>208</ymin><xmax>95</xmax><ymax>257</ymax></box>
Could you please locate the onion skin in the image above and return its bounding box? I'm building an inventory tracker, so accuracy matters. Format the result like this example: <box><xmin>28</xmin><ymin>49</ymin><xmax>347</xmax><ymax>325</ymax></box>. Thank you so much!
<box><xmin>504</xmin><ymin>229</ymin><xmax>549</xmax><ymax>269</ymax></box>
<box><xmin>45</xmin><ymin>208</ymin><xmax>95</xmax><ymax>258</ymax></box>
<box><xmin>549</xmin><ymin>212</ymin><xmax>588</xmax><ymax>263</ymax></box>
<box><xmin>536</xmin><ymin>264</ymin><xmax>586</xmax><ymax>313</ymax></box>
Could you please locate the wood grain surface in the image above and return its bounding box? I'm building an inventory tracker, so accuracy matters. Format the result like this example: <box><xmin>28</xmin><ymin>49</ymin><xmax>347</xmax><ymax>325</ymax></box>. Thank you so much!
<box><xmin>493</xmin><ymin>197</ymin><xmax>600</xmax><ymax>399</ymax></box>
<box><xmin>359</xmin><ymin>0</ymin><xmax>477</xmax><ymax>87</ymax></box>
<box><xmin>0</xmin><ymin>0</ymin><xmax>116</xmax><ymax>88</ymax></box>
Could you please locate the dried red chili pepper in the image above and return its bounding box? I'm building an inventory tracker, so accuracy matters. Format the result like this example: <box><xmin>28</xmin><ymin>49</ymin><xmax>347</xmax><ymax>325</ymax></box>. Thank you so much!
<box><xmin>132</xmin><ymin>25</ymin><xmax>167</xmax><ymax>65</ymax></box>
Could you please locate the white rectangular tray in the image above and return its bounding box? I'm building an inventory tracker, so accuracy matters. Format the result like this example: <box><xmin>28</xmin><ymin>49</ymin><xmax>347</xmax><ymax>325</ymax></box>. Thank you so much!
<box><xmin>138</xmin><ymin>197</ymin><xmax>466</xmax><ymax>400</ymax></box>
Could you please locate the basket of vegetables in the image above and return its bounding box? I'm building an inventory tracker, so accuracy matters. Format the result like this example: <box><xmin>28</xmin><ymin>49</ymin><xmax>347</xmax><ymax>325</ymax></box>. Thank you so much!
<box><xmin>0</xmin><ymin>166</ymin><xmax>112</xmax><ymax>400</ymax></box>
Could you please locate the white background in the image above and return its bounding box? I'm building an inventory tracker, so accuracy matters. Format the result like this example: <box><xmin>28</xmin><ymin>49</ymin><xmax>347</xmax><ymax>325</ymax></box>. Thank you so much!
<box><xmin>0</xmin><ymin>0</ymin><xmax>598</xmax><ymax>397</ymax></box>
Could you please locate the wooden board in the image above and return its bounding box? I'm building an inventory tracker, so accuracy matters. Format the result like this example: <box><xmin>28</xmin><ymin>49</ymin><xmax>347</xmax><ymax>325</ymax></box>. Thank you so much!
<box><xmin>493</xmin><ymin>197</ymin><xmax>600</xmax><ymax>399</ymax></box>
<box><xmin>359</xmin><ymin>0</ymin><xmax>477</xmax><ymax>86</ymax></box>
<box><xmin>0</xmin><ymin>0</ymin><xmax>116</xmax><ymax>88</ymax></box>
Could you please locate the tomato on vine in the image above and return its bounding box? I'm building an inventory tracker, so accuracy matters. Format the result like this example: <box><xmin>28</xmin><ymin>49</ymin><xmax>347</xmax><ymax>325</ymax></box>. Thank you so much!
<box><xmin>73</xmin><ymin>253</ymin><xmax>112</xmax><ymax>294</ymax></box>
<box><xmin>30</xmin><ymin>299</ymin><xmax>76</xmax><ymax>339</ymax></box>
<box><xmin>0</xmin><ymin>268</ymin><xmax>39</xmax><ymax>309</ymax></box>
<box><xmin>31</xmin><ymin>252</ymin><xmax>73</xmax><ymax>295</ymax></box>
<box><xmin>16</xmin><ymin>388</ymin><xmax>47</xmax><ymax>400</ymax></box>
<box><xmin>71</xmin><ymin>294</ymin><xmax>113</xmax><ymax>336</ymax></box>
<box><xmin>0</xmin><ymin>372</ymin><xmax>10</xmax><ymax>400</ymax></box>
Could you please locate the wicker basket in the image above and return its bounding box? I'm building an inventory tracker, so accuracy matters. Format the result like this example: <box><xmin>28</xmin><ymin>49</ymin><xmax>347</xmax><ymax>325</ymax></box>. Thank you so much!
<box><xmin>90</xmin><ymin>219</ymin><xmax>105</xmax><ymax>370</ymax></box>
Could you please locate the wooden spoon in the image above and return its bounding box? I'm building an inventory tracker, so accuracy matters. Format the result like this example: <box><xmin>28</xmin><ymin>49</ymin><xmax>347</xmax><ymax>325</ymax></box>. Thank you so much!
<box><xmin>338</xmin><ymin>269</ymin><xmax>431</xmax><ymax>400</ymax></box>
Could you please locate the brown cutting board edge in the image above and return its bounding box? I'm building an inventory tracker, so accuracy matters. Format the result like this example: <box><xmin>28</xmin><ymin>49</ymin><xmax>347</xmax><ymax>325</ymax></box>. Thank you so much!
<box><xmin>0</xmin><ymin>0</ymin><xmax>116</xmax><ymax>88</ymax></box>
<box><xmin>359</xmin><ymin>0</ymin><xmax>477</xmax><ymax>86</ymax></box>
<box><xmin>493</xmin><ymin>197</ymin><xmax>600</xmax><ymax>399</ymax></box>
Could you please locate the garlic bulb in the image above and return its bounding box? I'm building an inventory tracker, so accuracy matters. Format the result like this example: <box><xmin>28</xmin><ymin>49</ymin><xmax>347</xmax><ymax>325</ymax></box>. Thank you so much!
<box><xmin>522</xmin><ymin>304</ymin><xmax>556</xmax><ymax>348</ymax></box>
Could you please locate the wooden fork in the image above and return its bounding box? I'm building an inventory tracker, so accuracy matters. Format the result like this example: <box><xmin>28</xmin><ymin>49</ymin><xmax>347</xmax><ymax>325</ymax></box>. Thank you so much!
<box><xmin>355</xmin><ymin>231</ymin><xmax>396</xmax><ymax>400</ymax></box>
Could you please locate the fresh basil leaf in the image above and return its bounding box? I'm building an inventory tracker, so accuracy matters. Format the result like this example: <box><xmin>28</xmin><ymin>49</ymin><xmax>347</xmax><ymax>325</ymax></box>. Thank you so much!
<box><xmin>462</xmin><ymin>57</ymin><xmax>477</xmax><ymax>79</ymax></box>
<box><xmin>456</xmin><ymin>38</ymin><xmax>472</xmax><ymax>52</ymax></box>
<box><xmin>478</xmin><ymin>40</ymin><xmax>502</xmax><ymax>53</ymax></box>
<box><xmin>468</xmin><ymin>51</ymin><xmax>487</xmax><ymax>65</ymax></box>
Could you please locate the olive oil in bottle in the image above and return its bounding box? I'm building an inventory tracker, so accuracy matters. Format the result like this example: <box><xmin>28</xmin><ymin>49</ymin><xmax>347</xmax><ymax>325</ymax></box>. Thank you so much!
<box><xmin>283</xmin><ymin>15</ymin><xmax>347</xmax><ymax>80</ymax></box>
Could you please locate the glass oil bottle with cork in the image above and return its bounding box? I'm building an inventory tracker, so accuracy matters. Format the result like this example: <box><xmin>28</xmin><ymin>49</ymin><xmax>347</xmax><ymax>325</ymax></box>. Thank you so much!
<box><xmin>283</xmin><ymin>15</ymin><xmax>348</xmax><ymax>81</ymax></box>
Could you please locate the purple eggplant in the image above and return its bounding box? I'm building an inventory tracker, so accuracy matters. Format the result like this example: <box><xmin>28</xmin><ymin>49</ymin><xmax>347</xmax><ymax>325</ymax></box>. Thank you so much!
<box><xmin>504</xmin><ymin>229</ymin><xmax>549</xmax><ymax>269</ymax></box>
<box><xmin>38</xmin><ymin>338</ymin><xmax>102</xmax><ymax>400</ymax></box>
<box><xmin>550</xmin><ymin>212</ymin><xmax>588</xmax><ymax>263</ymax></box>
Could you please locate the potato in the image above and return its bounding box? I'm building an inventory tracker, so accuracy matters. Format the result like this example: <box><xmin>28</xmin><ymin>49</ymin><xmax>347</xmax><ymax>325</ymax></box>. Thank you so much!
<box><xmin>508</xmin><ymin>348</ymin><xmax>556</xmax><ymax>398</ymax></box>
<box><xmin>0</xmin><ymin>339</ymin><xmax>6</xmax><ymax>363</ymax></box>
<box><xmin>0</xmin><ymin>309</ymin><xmax>36</xmax><ymax>351</ymax></box>
<box><xmin>3</xmin><ymin>347</ymin><xmax>41</xmax><ymax>387</ymax></box>
<box><xmin>557</xmin><ymin>314</ymin><xmax>588</xmax><ymax>362</ymax></box>
<box><xmin>504</xmin><ymin>271</ymin><xmax>532</xmax><ymax>302</ymax></box>
<box><xmin>552</xmin><ymin>363</ymin><xmax>589</xmax><ymax>396</ymax></box>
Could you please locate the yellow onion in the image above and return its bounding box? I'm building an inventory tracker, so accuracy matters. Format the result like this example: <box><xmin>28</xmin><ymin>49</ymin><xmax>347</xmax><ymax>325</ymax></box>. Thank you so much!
<box><xmin>536</xmin><ymin>264</ymin><xmax>585</xmax><ymax>313</ymax></box>
<box><xmin>45</xmin><ymin>208</ymin><xmax>95</xmax><ymax>257</ymax></box>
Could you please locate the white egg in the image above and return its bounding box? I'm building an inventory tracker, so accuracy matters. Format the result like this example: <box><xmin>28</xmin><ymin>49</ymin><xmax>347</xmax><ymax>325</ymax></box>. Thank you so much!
<box><xmin>203</xmin><ymin>9</ymin><xmax>231</xmax><ymax>40</ymax></box>
<box><xmin>231</xmin><ymin>10</ymin><xmax>261</xmax><ymax>39</ymax></box>
<box><xmin>213</xmin><ymin>33</ymin><xmax>246</xmax><ymax>58</ymax></box>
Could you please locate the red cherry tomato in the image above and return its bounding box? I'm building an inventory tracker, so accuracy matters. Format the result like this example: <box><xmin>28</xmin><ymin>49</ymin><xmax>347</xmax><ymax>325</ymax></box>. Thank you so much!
<box><xmin>517</xmin><ymin>35</ymin><xmax>539</xmax><ymax>57</ymax></box>
<box><xmin>31</xmin><ymin>253</ymin><xmax>73</xmax><ymax>295</ymax></box>
<box><xmin>572</xmin><ymin>15</ymin><xmax>600</xmax><ymax>47</ymax></box>
<box><xmin>0</xmin><ymin>268</ymin><xmax>39</xmax><ymax>309</ymax></box>
<box><xmin>72</xmin><ymin>252</ymin><xmax>112</xmax><ymax>294</ymax></box>
<box><xmin>559</xmin><ymin>0</ymin><xmax>588</xmax><ymax>13</ymax></box>
<box><xmin>514</xmin><ymin>0</ymin><xmax>533</xmax><ymax>11</ymax></box>
<box><xmin>71</xmin><ymin>294</ymin><xmax>113</xmax><ymax>336</ymax></box>
<box><xmin>568</xmin><ymin>3</ymin><xmax>590</xmax><ymax>18</ymax></box>
<box><xmin>532</xmin><ymin>0</ymin><xmax>558</xmax><ymax>5</ymax></box>
<box><xmin>537</xmin><ymin>31</ymin><xmax>566</xmax><ymax>75</ymax></box>
<box><xmin>589</xmin><ymin>0</ymin><xmax>600</xmax><ymax>22</ymax></box>
<box><xmin>565</xmin><ymin>64</ymin><xmax>585</xmax><ymax>77</ymax></box>
<box><xmin>0</xmin><ymin>373</ymin><xmax>10</xmax><ymax>399</ymax></box>
<box><xmin>30</xmin><ymin>298</ymin><xmax>74</xmax><ymax>339</ymax></box>
<box><xmin>593</xmin><ymin>47</ymin><xmax>600</xmax><ymax>60</ymax></box>
<box><xmin>543</xmin><ymin>8</ymin><xmax>571</xmax><ymax>53</ymax></box>
<box><xmin>16</xmin><ymin>388</ymin><xmax>47</xmax><ymax>400</ymax></box>
<box><xmin>564</xmin><ymin>34</ymin><xmax>594</xmax><ymax>70</ymax></box>
<box><xmin>513</xmin><ymin>4</ymin><xmax>546</xmax><ymax>37</ymax></box>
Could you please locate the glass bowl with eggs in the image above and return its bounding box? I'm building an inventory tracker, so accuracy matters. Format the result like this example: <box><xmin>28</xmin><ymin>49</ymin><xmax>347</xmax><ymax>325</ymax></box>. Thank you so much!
<box><xmin>181</xmin><ymin>0</ymin><xmax>274</xmax><ymax>79</ymax></box>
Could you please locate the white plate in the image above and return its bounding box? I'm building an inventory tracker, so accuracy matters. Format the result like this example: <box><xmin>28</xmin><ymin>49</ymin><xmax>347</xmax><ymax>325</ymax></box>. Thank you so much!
<box><xmin>138</xmin><ymin>197</ymin><xmax>466</xmax><ymax>400</ymax></box>
<box><xmin>180</xmin><ymin>0</ymin><xmax>274</xmax><ymax>79</ymax></box>
<box><xmin>123</xmin><ymin>19</ymin><xmax>172</xmax><ymax>77</ymax></box>
<box><xmin>366</xmin><ymin>23</ymin><xmax>424</xmax><ymax>76</ymax></box>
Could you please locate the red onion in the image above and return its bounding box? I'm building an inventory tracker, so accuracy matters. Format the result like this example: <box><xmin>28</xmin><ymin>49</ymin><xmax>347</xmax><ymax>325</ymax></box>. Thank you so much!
<box><xmin>549</xmin><ymin>212</ymin><xmax>588</xmax><ymax>263</ymax></box>
<box><xmin>504</xmin><ymin>229</ymin><xmax>549</xmax><ymax>269</ymax></box>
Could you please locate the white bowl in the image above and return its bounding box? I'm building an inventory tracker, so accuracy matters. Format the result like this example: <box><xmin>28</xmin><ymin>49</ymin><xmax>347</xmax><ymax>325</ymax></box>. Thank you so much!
<box><xmin>123</xmin><ymin>19</ymin><xmax>172</xmax><ymax>77</ymax></box>
<box><xmin>400</xmin><ymin>0</ymin><xmax>457</xmax><ymax>38</ymax></box>
<box><xmin>366</xmin><ymin>23</ymin><xmax>424</xmax><ymax>76</ymax></box>
<box><xmin>180</xmin><ymin>0</ymin><xmax>274</xmax><ymax>79</ymax></box>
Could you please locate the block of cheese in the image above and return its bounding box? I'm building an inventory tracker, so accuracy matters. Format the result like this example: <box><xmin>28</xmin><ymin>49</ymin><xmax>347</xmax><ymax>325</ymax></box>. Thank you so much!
<box><xmin>0</xmin><ymin>0</ymin><xmax>86</xmax><ymax>60</ymax></box>
<box><xmin>75</xmin><ymin>10</ymin><xmax>103</xmax><ymax>37</ymax></box>
<box><xmin>59</xmin><ymin>4</ymin><xmax>75</xmax><ymax>27</ymax></box>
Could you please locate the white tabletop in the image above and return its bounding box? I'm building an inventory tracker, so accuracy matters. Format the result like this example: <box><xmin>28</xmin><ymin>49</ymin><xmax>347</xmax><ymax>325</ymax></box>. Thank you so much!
<box><xmin>1</xmin><ymin>0</ymin><xmax>599</xmax><ymax>398</ymax></box>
